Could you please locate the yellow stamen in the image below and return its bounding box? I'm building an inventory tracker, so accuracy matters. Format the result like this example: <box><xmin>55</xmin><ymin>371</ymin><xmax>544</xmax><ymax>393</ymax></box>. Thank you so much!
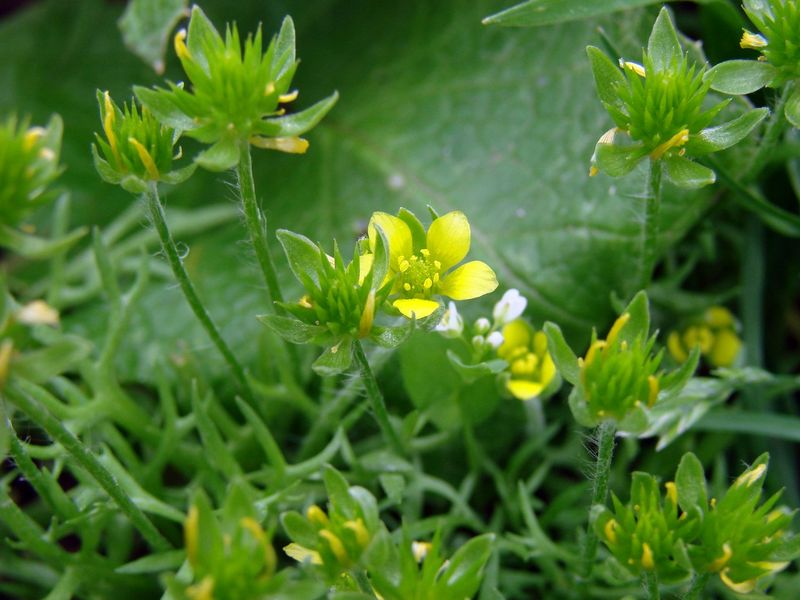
<box><xmin>23</xmin><ymin>127</ymin><xmax>45</xmax><ymax>151</ymax></box>
<box><xmin>307</xmin><ymin>504</ymin><xmax>329</xmax><ymax>526</ymax></box>
<box><xmin>433</xmin><ymin>260</ymin><xmax>441</xmax><ymax>270</ymax></box>
<box><xmin>420</xmin><ymin>248</ymin><xmax>430</xmax><ymax>257</ymax></box>
<box><xmin>589</xmin><ymin>165</ymin><xmax>599</xmax><ymax>177</ymax></box>
<box><xmin>647</xmin><ymin>375</ymin><xmax>659</xmax><ymax>407</ymax></box>
<box><xmin>299</xmin><ymin>295</ymin><xmax>313</xmax><ymax>308</ymax></box>
<box><xmin>184</xmin><ymin>505</ymin><xmax>199</xmax><ymax>567</ymax></box>
<box><xmin>665</xmin><ymin>481</ymin><xmax>677</xmax><ymax>505</ymax></box>
<box><xmin>249</xmin><ymin>136</ymin><xmax>309</xmax><ymax>154</ymax></box>
<box><xmin>319</xmin><ymin>529</ymin><xmax>349</xmax><ymax>564</ymax></box>
<box><xmin>358</xmin><ymin>290</ymin><xmax>376</xmax><ymax>338</ymax></box>
<box><xmin>411</xmin><ymin>541</ymin><xmax>433</xmax><ymax>562</ymax></box>
<box><xmin>710</xmin><ymin>497</ymin><xmax>717</xmax><ymax>509</ymax></box>
<box><xmin>399</xmin><ymin>260</ymin><xmax>410</xmax><ymax>273</ymax></box>
<box><xmin>709</xmin><ymin>543</ymin><xmax>732</xmax><ymax>571</ymax></box>
<box><xmin>186</xmin><ymin>576</ymin><xmax>215</xmax><ymax>600</ymax></box>
<box><xmin>606</xmin><ymin>312</ymin><xmax>630</xmax><ymax>346</ymax></box>
<box><xmin>735</xmin><ymin>463</ymin><xmax>766</xmax><ymax>488</ymax></box>
<box><xmin>740</xmin><ymin>30</ymin><xmax>767</xmax><ymax>50</ymax></box>
<box><xmin>619</xmin><ymin>59</ymin><xmax>646</xmax><ymax>77</ymax></box>
<box><xmin>128</xmin><ymin>137</ymin><xmax>160</xmax><ymax>180</ymax></box>
<box><xmin>174</xmin><ymin>29</ymin><xmax>191</xmax><ymax>61</ymax></box>
<box><xmin>604</xmin><ymin>519</ymin><xmax>618</xmax><ymax>544</ymax></box>
<box><xmin>423</xmin><ymin>278</ymin><xmax>433</xmax><ymax>290</ymax></box>
<box><xmin>343</xmin><ymin>518</ymin><xmax>370</xmax><ymax>548</ymax></box>
<box><xmin>283</xmin><ymin>542</ymin><xmax>322</xmax><ymax>564</ymax></box>
<box><xmin>583</xmin><ymin>340</ymin><xmax>606</xmax><ymax>367</ymax></box>
<box><xmin>264</xmin><ymin>81</ymin><xmax>276</xmax><ymax>96</ymax></box>
<box><xmin>641</xmin><ymin>543</ymin><xmax>655</xmax><ymax>570</ymax></box>
<box><xmin>650</xmin><ymin>128</ymin><xmax>690</xmax><ymax>160</ymax></box>
<box><xmin>278</xmin><ymin>90</ymin><xmax>298</xmax><ymax>103</ymax></box>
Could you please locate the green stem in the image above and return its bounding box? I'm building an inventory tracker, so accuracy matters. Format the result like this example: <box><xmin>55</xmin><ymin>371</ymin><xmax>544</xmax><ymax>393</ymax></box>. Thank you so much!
<box><xmin>353</xmin><ymin>340</ymin><xmax>404</xmax><ymax>455</ymax></box>
<box><xmin>683</xmin><ymin>572</ymin><xmax>710</xmax><ymax>600</ymax></box>
<box><xmin>580</xmin><ymin>421</ymin><xmax>617</xmax><ymax>577</ymax></box>
<box><xmin>145</xmin><ymin>182</ymin><xmax>252</xmax><ymax>401</ymax></box>
<box><xmin>236</xmin><ymin>141</ymin><xmax>285</xmax><ymax>309</ymax></box>
<box><xmin>638</xmin><ymin>159</ymin><xmax>663</xmax><ymax>291</ymax></box>
<box><xmin>352</xmin><ymin>569</ymin><xmax>375</xmax><ymax>596</ymax></box>
<box><xmin>643</xmin><ymin>571</ymin><xmax>660</xmax><ymax>600</ymax></box>
<box><xmin>6</xmin><ymin>381</ymin><xmax>171</xmax><ymax>551</ymax></box>
<box><xmin>745</xmin><ymin>82</ymin><xmax>795</xmax><ymax>182</ymax></box>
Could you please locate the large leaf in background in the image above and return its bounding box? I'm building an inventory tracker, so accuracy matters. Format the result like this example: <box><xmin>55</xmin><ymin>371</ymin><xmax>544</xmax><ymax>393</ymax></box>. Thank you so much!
<box><xmin>119</xmin><ymin>0</ymin><xmax>189</xmax><ymax>74</ymax></box>
<box><xmin>0</xmin><ymin>0</ymin><xmax>711</xmax><ymax>381</ymax></box>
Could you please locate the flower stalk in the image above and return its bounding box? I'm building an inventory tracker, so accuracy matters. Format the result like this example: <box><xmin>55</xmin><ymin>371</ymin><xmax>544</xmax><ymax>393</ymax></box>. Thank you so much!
<box><xmin>145</xmin><ymin>182</ymin><xmax>252</xmax><ymax>401</ymax></box>
<box><xmin>581</xmin><ymin>420</ymin><xmax>616</xmax><ymax>577</ymax></box>
<box><xmin>353</xmin><ymin>340</ymin><xmax>404</xmax><ymax>455</ymax></box>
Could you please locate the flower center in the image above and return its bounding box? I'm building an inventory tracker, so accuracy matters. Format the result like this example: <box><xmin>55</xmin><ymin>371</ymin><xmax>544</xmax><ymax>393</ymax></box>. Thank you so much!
<box><xmin>397</xmin><ymin>249</ymin><xmax>442</xmax><ymax>298</ymax></box>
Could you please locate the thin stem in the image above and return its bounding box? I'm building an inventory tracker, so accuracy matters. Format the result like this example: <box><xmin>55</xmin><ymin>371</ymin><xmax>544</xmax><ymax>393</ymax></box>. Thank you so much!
<box><xmin>638</xmin><ymin>159</ymin><xmax>663</xmax><ymax>292</ymax></box>
<box><xmin>236</xmin><ymin>141</ymin><xmax>285</xmax><ymax>309</ymax></box>
<box><xmin>352</xmin><ymin>569</ymin><xmax>375</xmax><ymax>597</ymax></box>
<box><xmin>145</xmin><ymin>183</ymin><xmax>252</xmax><ymax>401</ymax></box>
<box><xmin>580</xmin><ymin>421</ymin><xmax>617</xmax><ymax>577</ymax></box>
<box><xmin>745</xmin><ymin>82</ymin><xmax>795</xmax><ymax>182</ymax></box>
<box><xmin>353</xmin><ymin>340</ymin><xmax>404</xmax><ymax>455</ymax></box>
<box><xmin>683</xmin><ymin>572</ymin><xmax>710</xmax><ymax>600</ymax></box>
<box><xmin>643</xmin><ymin>571</ymin><xmax>660</xmax><ymax>600</ymax></box>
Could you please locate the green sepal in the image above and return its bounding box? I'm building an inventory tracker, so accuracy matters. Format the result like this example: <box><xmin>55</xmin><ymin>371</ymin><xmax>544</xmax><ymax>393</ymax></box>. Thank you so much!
<box><xmin>618</xmin><ymin>290</ymin><xmax>649</xmax><ymax>344</ymax></box>
<box><xmin>133</xmin><ymin>85</ymin><xmax>196</xmax><ymax>131</ymax></box>
<box><xmin>257</xmin><ymin>314</ymin><xmax>327</xmax><ymax>344</ymax></box>
<box><xmin>587</xmin><ymin>46</ymin><xmax>626</xmax><ymax>113</ymax></box>
<box><xmin>92</xmin><ymin>144</ymin><xmax>123</xmax><ymax>185</ymax></box>
<box><xmin>186</xmin><ymin>5</ymin><xmax>223</xmax><ymax>73</ymax></box>
<box><xmin>323</xmin><ymin>465</ymin><xmax>357</xmax><ymax>518</ymax></box>
<box><xmin>161</xmin><ymin>162</ymin><xmax>198</xmax><ymax>185</ymax></box>
<box><xmin>281</xmin><ymin>511</ymin><xmax>318</xmax><ymax>548</ymax></box>
<box><xmin>194</xmin><ymin>138</ymin><xmax>240</xmax><ymax>171</ymax></box>
<box><xmin>568</xmin><ymin>387</ymin><xmax>598</xmax><ymax>428</ymax></box>
<box><xmin>272</xmin><ymin>15</ymin><xmax>296</xmax><ymax>79</ymax></box>
<box><xmin>276</xmin><ymin>229</ymin><xmax>324</xmax><ymax>285</ymax></box>
<box><xmin>397</xmin><ymin>207</ymin><xmax>427</xmax><ymax>250</ymax></box>
<box><xmin>438</xmin><ymin>533</ymin><xmax>494</xmax><ymax>598</ymax></box>
<box><xmin>369</xmin><ymin>324</ymin><xmax>412</xmax><ymax>348</ymax></box>
<box><xmin>543</xmin><ymin>321</ymin><xmax>580</xmax><ymax>385</ymax></box>
<box><xmin>660</xmin><ymin>346</ymin><xmax>700</xmax><ymax>392</ymax></box>
<box><xmin>785</xmin><ymin>86</ymin><xmax>800</xmax><ymax>129</ymax></box>
<box><xmin>254</xmin><ymin>92</ymin><xmax>339</xmax><ymax>137</ymax></box>
<box><xmin>616</xmin><ymin>402</ymin><xmax>649</xmax><ymax>435</ymax></box>
<box><xmin>706</xmin><ymin>60</ymin><xmax>777</xmax><ymax>95</ymax></box>
<box><xmin>120</xmin><ymin>174</ymin><xmax>149</xmax><ymax>195</ymax></box>
<box><xmin>595</xmin><ymin>140</ymin><xmax>644</xmax><ymax>177</ymax></box>
<box><xmin>190</xmin><ymin>489</ymin><xmax>225</xmax><ymax>572</ymax></box>
<box><xmin>663</xmin><ymin>155</ymin><xmax>716</xmax><ymax>189</ymax></box>
<box><xmin>312</xmin><ymin>337</ymin><xmax>353</xmax><ymax>376</ymax></box>
<box><xmin>647</xmin><ymin>8</ymin><xmax>682</xmax><ymax>71</ymax></box>
<box><xmin>686</xmin><ymin>108</ymin><xmax>768</xmax><ymax>155</ymax></box>
<box><xmin>675</xmin><ymin>452</ymin><xmax>708</xmax><ymax>512</ymax></box>
<box><xmin>447</xmin><ymin>350</ymin><xmax>507</xmax><ymax>384</ymax></box>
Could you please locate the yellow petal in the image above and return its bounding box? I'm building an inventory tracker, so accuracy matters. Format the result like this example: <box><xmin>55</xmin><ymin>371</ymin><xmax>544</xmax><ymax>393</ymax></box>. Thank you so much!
<box><xmin>705</xmin><ymin>306</ymin><xmax>735</xmax><ymax>328</ymax></box>
<box><xmin>427</xmin><ymin>211</ymin><xmax>470</xmax><ymax>271</ymax></box>
<box><xmin>249</xmin><ymin>136</ymin><xmax>309</xmax><ymax>154</ymax></box>
<box><xmin>393</xmin><ymin>298</ymin><xmax>440</xmax><ymax>319</ymax></box>
<box><xmin>507</xmin><ymin>379</ymin><xmax>544</xmax><ymax>400</ymax></box>
<box><xmin>283</xmin><ymin>542</ymin><xmax>322</xmax><ymax>565</ymax></box>
<box><xmin>359</xmin><ymin>252</ymin><xmax>374</xmax><ymax>285</ymax></box>
<box><xmin>540</xmin><ymin>352</ymin><xmax>556</xmax><ymax>386</ymax></box>
<box><xmin>128</xmin><ymin>137</ymin><xmax>160</xmax><ymax>180</ymax></box>
<box><xmin>439</xmin><ymin>260</ymin><xmax>498</xmax><ymax>300</ymax></box>
<box><xmin>497</xmin><ymin>319</ymin><xmax>531</xmax><ymax>358</ymax></box>
<box><xmin>708</xmin><ymin>329</ymin><xmax>741</xmax><ymax>368</ymax></box>
<box><xmin>369</xmin><ymin>212</ymin><xmax>413</xmax><ymax>271</ymax></box>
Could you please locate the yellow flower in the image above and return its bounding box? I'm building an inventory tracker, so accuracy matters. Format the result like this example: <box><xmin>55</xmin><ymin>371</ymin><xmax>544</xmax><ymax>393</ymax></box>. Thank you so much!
<box><xmin>366</xmin><ymin>210</ymin><xmax>498</xmax><ymax>319</ymax></box>
<box><xmin>496</xmin><ymin>319</ymin><xmax>556</xmax><ymax>400</ymax></box>
<box><xmin>667</xmin><ymin>306</ymin><xmax>742</xmax><ymax>368</ymax></box>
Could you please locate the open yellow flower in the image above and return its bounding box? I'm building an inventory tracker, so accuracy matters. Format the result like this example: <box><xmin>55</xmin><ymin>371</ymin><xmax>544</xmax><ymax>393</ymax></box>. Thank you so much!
<box><xmin>497</xmin><ymin>319</ymin><xmax>556</xmax><ymax>400</ymax></box>
<box><xmin>366</xmin><ymin>210</ymin><xmax>498</xmax><ymax>319</ymax></box>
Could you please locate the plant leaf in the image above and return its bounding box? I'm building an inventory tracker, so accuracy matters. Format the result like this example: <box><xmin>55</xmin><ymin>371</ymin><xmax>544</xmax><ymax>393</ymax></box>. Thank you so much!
<box><xmin>663</xmin><ymin>155</ymin><xmax>716</xmax><ymax>189</ymax></box>
<box><xmin>118</xmin><ymin>0</ymin><xmax>188</xmax><ymax>73</ymax></box>
<box><xmin>706</xmin><ymin>59</ymin><xmax>776</xmax><ymax>95</ymax></box>
<box><xmin>686</xmin><ymin>108</ymin><xmax>768</xmax><ymax>155</ymax></box>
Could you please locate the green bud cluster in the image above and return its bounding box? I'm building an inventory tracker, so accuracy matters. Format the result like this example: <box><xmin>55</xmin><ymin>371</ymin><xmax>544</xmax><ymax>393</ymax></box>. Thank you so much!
<box><xmin>92</xmin><ymin>91</ymin><xmax>194</xmax><ymax>194</ymax></box>
<box><xmin>595</xmin><ymin>452</ymin><xmax>800</xmax><ymax>594</ymax></box>
<box><xmin>743</xmin><ymin>0</ymin><xmax>800</xmax><ymax>84</ymax></box>
<box><xmin>0</xmin><ymin>114</ymin><xmax>62</xmax><ymax>226</ymax></box>
<box><xmin>135</xmin><ymin>7</ymin><xmax>337</xmax><ymax>171</ymax></box>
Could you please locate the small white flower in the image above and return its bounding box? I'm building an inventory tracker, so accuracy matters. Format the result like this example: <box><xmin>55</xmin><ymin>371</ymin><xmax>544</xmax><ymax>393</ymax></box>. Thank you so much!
<box><xmin>474</xmin><ymin>317</ymin><xmax>491</xmax><ymax>334</ymax></box>
<box><xmin>435</xmin><ymin>301</ymin><xmax>463</xmax><ymax>338</ymax></box>
<box><xmin>493</xmin><ymin>288</ymin><xmax>527</xmax><ymax>326</ymax></box>
<box><xmin>486</xmin><ymin>331</ymin><xmax>504</xmax><ymax>349</ymax></box>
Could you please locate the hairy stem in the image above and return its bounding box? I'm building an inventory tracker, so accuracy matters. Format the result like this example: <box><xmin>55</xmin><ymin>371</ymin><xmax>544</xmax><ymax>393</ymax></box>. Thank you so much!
<box><xmin>353</xmin><ymin>340</ymin><xmax>404</xmax><ymax>455</ymax></box>
<box><xmin>683</xmin><ymin>572</ymin><xmax>710</xmax><ymax>600</ymax></box>
<box><xmin>638</xmin><ymin>159</ymin><xmax>663</xmax><ymax>291</ymax></box>
<box><xmin>581</xmin><ymin>421</ymin><xmax>617</xmax><ymax>577</ymax></box>
<box><xmin>643</xmin><ymin>571</ymin><xmax>660</xmax><ymax>600</ymax></box>
<box><xmin>236</xmin><ymin>141</ymin><xmax>285</xmax><ymax>309</ymax></box>
<box><xmin>145</xmin><ymin>183</ymin><xmax>252</xmax><ymax>401</ymax></box>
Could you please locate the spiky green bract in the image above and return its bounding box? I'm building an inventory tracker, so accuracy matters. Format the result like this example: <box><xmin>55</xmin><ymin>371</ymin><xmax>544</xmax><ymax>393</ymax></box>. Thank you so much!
<box><xmin>92</xmin><ymin>91</ymin><xmax>195</xmax><ymax>194</ymax></box>
<box><xmin>593</xmin><ymin>473</ymin><xmax>699</xmax><ymax>583</ymax></box>
<box><xmin>744</xmin><ymin>0</ymin><xmax>800</xmax><ymax>84</ymax></box>
<box><xmin>134</xmin><ymin>7</ymin><xmax>338</xmax><ymax>171</ymax></box>
<box><xmin>0</xmin><ymin>114</ymin><xmax>62</xmax><ymax>226</ymax></box>
<box><xmin>259</xmin><ymin>227</ymin><xmax>409</xmax><ymax>375</ymax></box>
<box><xmin>587</xmin><ymin>8</ymin><xmax>767</xmax><ymax>186</ymax></box>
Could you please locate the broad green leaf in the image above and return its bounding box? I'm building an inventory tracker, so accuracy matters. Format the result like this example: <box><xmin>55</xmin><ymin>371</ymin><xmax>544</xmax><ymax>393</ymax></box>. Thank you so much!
<box><xmin>543</xmin><ymin>322</ymin><xmax>580</xmax><ymax>385</ymax></box>
<box><xmin>785</xmin><ymin>86</ymin><xmax>800</xmax><ymax>129</ymax></box>
<box><xmin>118</xmin><ymin>0</ymin><xmax>189</xmax><ymax>73</ymax></box>
<box><xmin>596</xmin><ymin>142</ymin><xmax>643</xmax><ymax>177</ymax></box>
<box><xmin>586</xmin><ymin>47</ymin><xmax>626</xmax><ymax>112</ymax></box>
<box><xmin>276</xmin><ymin>229</ymin><xmax>324</xmax><ymax>285</ymax></box>
<box><xmin>663</xmin><ymin>155</ymin><xmax>716</xmax><ymax>189</ymax></box>
<box><xmin>706</xmin><ymin>59</ymin><xmax>776</xmax><ymax>95</ymax></box>
<box><xmin>647</xmin><ymin>7</ymin><xmax>682</xmax><ymax>71</ymax></box>
<box><xmin>483</xmin><ymin>0</ymin><xmax>660</xmax><ymax>27</ymax></box>
<box><xmin>686</xmin><ymin>108</ymin><xmax>768</xmax><ymax>155</ymax></box>
<box><xmin>257</xmin><ymin>314</ymin><xmax>326</xmax><ymax>344</ymax></box>
<box><xmin>675</xmin><ymin>452</ymin><xmax>707</xmax><ymax>511</ymax></box>
<box><xmin>617</xmin><ymin>289</ymin><xmax>649</xmax><ymax>343</ymax></box>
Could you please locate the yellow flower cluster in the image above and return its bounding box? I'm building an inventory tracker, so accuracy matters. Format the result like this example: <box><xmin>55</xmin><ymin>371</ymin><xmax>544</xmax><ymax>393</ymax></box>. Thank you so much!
<box><xmin>497</xmin><ymin>319</ymin><xmax>556</xmax><ymax>400</ymax></box>
<box><xmin>667</xmin><ymin>306</ymin><xmax>742</xmax><ymax>368</ymax></box>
